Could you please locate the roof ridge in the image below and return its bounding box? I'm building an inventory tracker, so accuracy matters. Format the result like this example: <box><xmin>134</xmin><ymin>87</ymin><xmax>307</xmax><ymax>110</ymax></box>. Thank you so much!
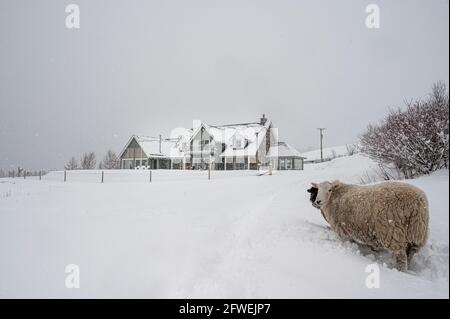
<box><xmin>210</xmin><ymin>122</ymin><xmax>260</xmax><ymax>127</ymax></box>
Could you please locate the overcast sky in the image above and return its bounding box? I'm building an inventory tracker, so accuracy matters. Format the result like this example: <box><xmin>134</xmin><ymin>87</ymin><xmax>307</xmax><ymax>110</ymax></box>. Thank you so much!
<box><xmin>0</xmin><ymin>0</ymin><xmax>448</xmax><ymax>171</ymax></box>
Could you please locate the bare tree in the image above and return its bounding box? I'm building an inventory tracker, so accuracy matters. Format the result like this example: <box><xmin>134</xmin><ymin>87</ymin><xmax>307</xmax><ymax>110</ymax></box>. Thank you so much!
<box><xmin>102</xmin><ymin>150</ymin><xmax>120</xmax><ymax>169</ymax></box>
<box><xmin>65</xmin><ymin>156</ymin><xmax>78</xmax><ymax>170</ymax></box>
<box><xmin>80</xmin><ymin>152</ymin><xmax>96</xmax><ymax>169</ymax></box>
<box><xmin>360</xmin><ymin>82</ymin><xmax>449</xmax><ymax>178</ymax></box>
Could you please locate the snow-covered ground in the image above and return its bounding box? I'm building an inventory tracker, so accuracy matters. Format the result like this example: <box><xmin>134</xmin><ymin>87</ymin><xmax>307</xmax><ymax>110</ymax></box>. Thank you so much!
<box><xmin>301</xmin><ymin>145</ymin><xmax>354</xmax><ymax>162</ymax></box>
<box><xmin>0</xmin><ymin>154</ymin><xmax>448</xmax><ymax>298</ymax></box>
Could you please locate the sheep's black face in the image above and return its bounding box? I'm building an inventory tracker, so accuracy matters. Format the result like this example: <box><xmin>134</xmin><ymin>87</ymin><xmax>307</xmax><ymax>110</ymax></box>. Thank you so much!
<box><xmin>307</xmin><ymin>187</ymin><xmax>319</xmax><ymax>208</ymax></box>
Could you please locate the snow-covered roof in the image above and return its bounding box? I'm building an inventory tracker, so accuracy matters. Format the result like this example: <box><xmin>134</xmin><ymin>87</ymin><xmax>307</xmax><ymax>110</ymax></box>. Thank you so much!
<box><xmin>120</xmin><ymin>117</ymin><xmax>276</xmax><ymax>159</ymax></box>
<box><xmin>208</xmin><ymin>123</ymin><xmax>266</xmax><ymax>143</ymax></box>
<box><xmin>267</xmin><ymin>142</ymin><xmax>304</xmax><ymax>158</ymax></box>
<box><xmin>168</xmin><ymin>120</ymin><xmax>272</xmax><ymax>158</ymax></box>
<box><xmin>213</xmin><ymin>122</ymin><xmax>271</xmax><ymax>157</ymax></box>
<box><xmin>119</xmin><ymin>135</ymin><xmax>177</xmax><ymax>158</ymax></box>
<box><xmin>136</xmin><ymin>135</ymin><xmax>176</xmax><ymax>157</ymax></box>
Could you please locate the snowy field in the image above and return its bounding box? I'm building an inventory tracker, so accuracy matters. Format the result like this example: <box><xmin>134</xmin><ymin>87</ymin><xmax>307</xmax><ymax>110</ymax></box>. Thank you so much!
<box><xmin>301</xmin><ymin>145</ymin><xmax>353</xmax><ymax>162</ymax></box>
<box><xmin>0</xmin><ymin>154</ymin><xmax>448</xmax><ymax>298</ymax></box>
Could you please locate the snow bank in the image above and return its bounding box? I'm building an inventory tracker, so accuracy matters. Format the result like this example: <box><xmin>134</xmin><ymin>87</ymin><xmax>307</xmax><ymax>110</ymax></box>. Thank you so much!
<box><xmin>0</xmin><ymin>154</ymin><xmax>447</xmax><ymax>298</ymax></box>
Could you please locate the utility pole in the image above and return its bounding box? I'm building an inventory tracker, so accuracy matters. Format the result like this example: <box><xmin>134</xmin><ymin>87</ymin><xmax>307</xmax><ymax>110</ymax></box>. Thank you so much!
<box><xmin>317</xmin><ymin>128</ymin><xmax>326</xmax><ymax>162</ymax></box>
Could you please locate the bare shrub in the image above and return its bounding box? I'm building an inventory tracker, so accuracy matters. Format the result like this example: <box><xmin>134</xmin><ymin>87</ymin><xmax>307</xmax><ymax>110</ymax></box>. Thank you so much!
<box><xmin>359</xmin><ymin>164</ymin><xmax>405</xmax><ymax>185</ymax></box>
<box><xmin>65</xmin><ymin>156</ymin><xmax>78</xmax><ymax>170</ymax></box>
<box><xmin>360</xmin><ymin>82</ymin><xmax>449</xmax><ymax>178</ymax></box>
<box><xmin>346</xmin><ymin>144</ymin><xmax>359</xmax><ymax>156</ymax></box>
<box><xmin>102</xmin><ymin>150</ymin><xmax>120</xmax><ymax>169</ymax></box>
<box><xmin>80</xmin><ymin>152</ymin><xmax>96</xmax><ymax>169</ymax></box>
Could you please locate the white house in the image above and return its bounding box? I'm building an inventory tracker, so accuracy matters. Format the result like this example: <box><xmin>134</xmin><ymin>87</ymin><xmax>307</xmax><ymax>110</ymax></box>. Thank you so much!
<box><xmin>119</xmin><ymin>115</ymin><xmax>304</xmax><ymax>170</ymax></box>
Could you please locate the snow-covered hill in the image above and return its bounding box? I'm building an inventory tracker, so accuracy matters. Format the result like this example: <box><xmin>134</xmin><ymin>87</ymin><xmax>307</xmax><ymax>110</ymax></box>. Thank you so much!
<box><xmin>0</xmin><ymin>154</ymin><xmax>448</xmax><ymax>298</ymax></box>
<box><xmin>301</xmin><ymin>145</ymin><xmax>355</xmax><ymax>162</ymax></box>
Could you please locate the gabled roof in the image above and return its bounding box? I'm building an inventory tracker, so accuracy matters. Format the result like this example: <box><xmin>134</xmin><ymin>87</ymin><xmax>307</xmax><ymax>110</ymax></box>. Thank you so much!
<box><xmin>172</xmin><ymin>120</ymin><xmax>272</xmax><ymax>158</ymax></box>
<box><xmin>218</xmin><ymin>121</ymin><xmax>271</xmax><ymax>157</ymax></box>
<box><xmin>267</xmin><ymin>142</ymin><xmax>305</xmax><ymax>158</ymax></box>
<box><xmin>119</xmin><ymin>135</ymin><xmax>176</xmax><ymax>158</ymax></box>
<box><xmin>120</xmin><ymin>117</ymin><xmax>277</xmax><ymax>160</ymax></box>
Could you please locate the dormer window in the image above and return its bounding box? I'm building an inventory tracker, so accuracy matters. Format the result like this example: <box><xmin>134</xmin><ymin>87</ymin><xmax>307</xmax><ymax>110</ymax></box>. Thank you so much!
<box><xmin>232</xmin><ymin>137</ymin><xmax>247</xmax><ymax>149</ymax></box>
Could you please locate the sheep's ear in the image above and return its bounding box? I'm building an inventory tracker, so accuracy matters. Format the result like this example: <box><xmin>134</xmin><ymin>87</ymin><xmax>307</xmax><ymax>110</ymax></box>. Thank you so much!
<box><xmin>331</xmin><ymin>181</ymin><xmax>340</xmax><ymax>191</ymax></box>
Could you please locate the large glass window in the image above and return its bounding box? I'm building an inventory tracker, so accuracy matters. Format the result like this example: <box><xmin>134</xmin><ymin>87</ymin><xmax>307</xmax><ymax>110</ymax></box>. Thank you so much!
<box><xmin>123</xmin><ymin>159</ymin><xmax>133</xmax><ymax>169</ymax></box>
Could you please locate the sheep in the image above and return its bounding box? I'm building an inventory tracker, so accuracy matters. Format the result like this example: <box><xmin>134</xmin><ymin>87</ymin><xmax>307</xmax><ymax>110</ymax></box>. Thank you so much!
<box><xmin>308</xmin><ymin>181</ymin><xmax>429</xmax><ymax>272</ymax></box>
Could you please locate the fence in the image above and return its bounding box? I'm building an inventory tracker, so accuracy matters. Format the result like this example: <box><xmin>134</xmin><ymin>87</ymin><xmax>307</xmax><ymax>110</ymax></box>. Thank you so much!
<box><xmin>5</xmin><ymin>170</ymin><xmax>45</xmax><ymax>179</ymax></box>
<box><xmin>40</xmin><ymin>169</ymin><xmax>264</xmax><ymax>184</ymax></box>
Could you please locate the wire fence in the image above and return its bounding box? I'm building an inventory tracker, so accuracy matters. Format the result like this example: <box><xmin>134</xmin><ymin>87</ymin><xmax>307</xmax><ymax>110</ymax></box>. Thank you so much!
<box><xmin>36</xmin><ymin>169</ymin><xmax>264</xmax><ymax>184</ymax></box>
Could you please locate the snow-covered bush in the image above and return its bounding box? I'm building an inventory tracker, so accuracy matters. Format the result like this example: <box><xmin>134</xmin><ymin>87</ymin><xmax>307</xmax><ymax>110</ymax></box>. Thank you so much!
<box><xmin>360</xmin><ymin>82</ymin><xmax>449</xmax><ymax>178</ymax></box>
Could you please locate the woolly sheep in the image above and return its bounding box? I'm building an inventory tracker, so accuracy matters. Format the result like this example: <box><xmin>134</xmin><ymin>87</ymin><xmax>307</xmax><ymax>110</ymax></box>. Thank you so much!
<box><xmin>308</xmin><ymin>181</ymin><xmax>429</xmax><ymax>271</ymax></box>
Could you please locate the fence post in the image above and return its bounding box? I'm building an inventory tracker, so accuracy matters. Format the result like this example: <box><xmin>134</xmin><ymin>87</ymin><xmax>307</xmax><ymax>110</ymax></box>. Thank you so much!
<box><xmin>39</xmin><ymin>171</ymin><xmax>42</xmax><ymax>180</ymax></box>
<box><xmin>101</xmin><ymin>171</ymin><xmax>104</xmax><ymax>183</ymax></box>
<box><xmin>208</xmin><ymin>166</ymin><xmax>211</xmax><ymax>180</ymax></box>
<box><xmin>149</xmin><ymin>170</ymin><xmax>152</xmax><ymax>183</ymax></box>
<box><xmin>24</xmin><ymin>170</ymin><xmax>26</xmax><ymax>179</ymax></box>
<box><xmin>64</xmin><ymin>170</ymin><xmax>67</xmax><ymax>182</ymax></box>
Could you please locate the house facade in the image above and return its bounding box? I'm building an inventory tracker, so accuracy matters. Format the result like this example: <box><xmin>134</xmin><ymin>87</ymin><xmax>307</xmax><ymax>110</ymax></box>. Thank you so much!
<box><xmin>119</xmin><ymin>135</ymin><xmax>175</xmax><ymax>169</ymax></box>
<box><xmin>119</xmin><ymin>115</ymin><xmax>304</xmax><ymax>170</ymax></box>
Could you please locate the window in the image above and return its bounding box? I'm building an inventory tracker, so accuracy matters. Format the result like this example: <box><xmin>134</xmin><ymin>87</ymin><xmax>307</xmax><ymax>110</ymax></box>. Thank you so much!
<box><xmin>294</xmin><ymin>159</ymin><xmax>302</xmax><ymax>170</ymax></box>
<box><xmin>123</xmin><ymin>159</ymin><xmax>132</xmax><ymax>169</ymax></box>
<box><xmin>285</xmin><ymin>159</ymin><xmax>292</xmax><ymax>169</ymax></box>
<box><xmin>232</xmin><ymin>137</ymin><xmax>246</xmax><ymax>149</ymax></box>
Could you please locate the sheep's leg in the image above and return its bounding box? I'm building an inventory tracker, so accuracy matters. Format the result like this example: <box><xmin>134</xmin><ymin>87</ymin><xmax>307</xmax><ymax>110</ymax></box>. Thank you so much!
<box><xmin>395</xmin><ymin>250</ymin><xmax>408</xmax><ymax>272</ymax></box>
<box><xmin>406</xmin><ymin>245</ymin><xmax>419</xmax><ymax>266</ymax></box>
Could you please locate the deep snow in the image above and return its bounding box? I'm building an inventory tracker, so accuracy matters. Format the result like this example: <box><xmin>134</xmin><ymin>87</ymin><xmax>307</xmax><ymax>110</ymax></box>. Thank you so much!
<box><xmin>0</xmin><ymin>154</ymin><xmax>448</xmax><ymax>298</ymax></box>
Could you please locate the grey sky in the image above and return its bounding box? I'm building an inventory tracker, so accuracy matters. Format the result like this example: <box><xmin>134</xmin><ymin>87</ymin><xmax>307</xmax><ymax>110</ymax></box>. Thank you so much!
<box><xmin>0</xmin><ymin>0</ymin><xmax>448</xmax><ymax>171</ymax></box>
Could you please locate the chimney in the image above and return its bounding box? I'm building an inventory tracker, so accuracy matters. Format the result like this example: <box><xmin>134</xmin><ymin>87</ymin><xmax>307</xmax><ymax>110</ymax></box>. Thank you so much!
<box><xmin>260</xmin><ymin>114</ymin><xmax>267</xmax><ymax>125</ymax></box>
<box><xmin>159</xmin><ymin>134</ymin><xmax>162</xmax><ymax>153</ymax></box>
